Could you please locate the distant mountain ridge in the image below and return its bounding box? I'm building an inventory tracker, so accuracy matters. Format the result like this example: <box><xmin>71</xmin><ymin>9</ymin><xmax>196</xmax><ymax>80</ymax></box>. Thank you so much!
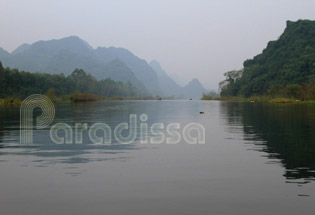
<box><xmin>0</xmin><ymin>36</ymin><xmax>157</xmax><ymax>94</ymax></box>
<box><xmin>183</xmin><ymin>78</ymin><xmax>208</xmax><ymax>99</ymax></box>
<box><xmin>149</xmin><ymin>60</ymin><xmax>208</xmax><ymax>98</ymax></box>
<box><xmin>149</xmin><ymin>60</ymin><xmax>182</xmax><ymax>97</ymax></box>
<box><xmin>11</xmin><ymin>43</ymin><xmax>31</xmax><ymax>55</ymax></box>
<box><xmin>0</xmin><ymin>48</ymin><xmax>10</xmax><ymax>58</ymax></box>
<box><xmin>0</xmin><ymin>36</ymin><xmax>207</xmax><ymax>98</ymax></box>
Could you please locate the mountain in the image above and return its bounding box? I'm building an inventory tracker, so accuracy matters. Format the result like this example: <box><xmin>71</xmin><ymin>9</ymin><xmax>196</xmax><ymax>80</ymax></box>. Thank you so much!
<box><xmin>220</xmin><ymin>19</ymin><xmax>315</xmax><ymax>98</ymax></box>
<box><xmin>149</xmin><ymin>60</ymin><xmax>168</xmax><ymax>77</ymax></box>
<box><xmin>101</xmin><ymin>59</ymin><xmax>146</xmax><ymax>91</ymax></box>
<box><xmin>183</xmin><ymin>78</ymin><xmax>208</xmax><ymax>99</ymax></box>
<box><xmin>11</xmin><ymin>43</ymin><xmax>31</xmax><ymax>55</ymax></box>
<box><xmin>149</xmin><ymin>60</ymin><xmax>208</xmax><ymax>98</ymax></box>
<box><xmin>95</xmin><ymin>47</ymin><xmax>159</xmax><ymax>92</ymax></box>
<box><xmin>0</xmin><ymin>36</ymin><xmax>207</xmax><ymax>98</ymax></box>
<box><xmin>2</xmin><ymin>36</ymin><xmax>97</xmax><ymax>75</ymax></box>
<box><xmin>0</xmin><ymin>36</ymin><xmax>158</xmax><ymax>94</ymax></box>
<box><xmin>0</xmin><ymin>48</ymin><xmax>9</xmax><ymax>60</ymax></box>
<box><xmin>149</xmin><ymin>60</ymin><xmax>182</xmax><ymax>97</ymax></box>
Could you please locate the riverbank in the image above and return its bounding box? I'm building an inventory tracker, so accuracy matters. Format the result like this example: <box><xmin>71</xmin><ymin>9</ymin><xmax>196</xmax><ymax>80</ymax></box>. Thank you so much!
<box><xmin>0</xmin><ymin>98</ymin><xmax>22</xmax><ymax>106</ymax></box>
<box><xmin>0</xmin><ymin>93</ymin><xmax>173</xmax><ymax>107</ymax></box>
<box><xmin>2</xmin><ymin>95</ymin><xmax>315</xmax><ymax>107</ymax></box>
<box><xmin>202</xmin><ymin>96</ymin><xmax>315</xmax><ymax>104</ymax></box>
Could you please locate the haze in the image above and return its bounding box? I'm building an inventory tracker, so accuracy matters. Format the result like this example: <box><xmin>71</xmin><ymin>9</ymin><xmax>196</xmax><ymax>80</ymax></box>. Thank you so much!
<box><xmin>1</xmin><ymin>0</ymin><xmax>315</xmax><ymax>90</ymax></box>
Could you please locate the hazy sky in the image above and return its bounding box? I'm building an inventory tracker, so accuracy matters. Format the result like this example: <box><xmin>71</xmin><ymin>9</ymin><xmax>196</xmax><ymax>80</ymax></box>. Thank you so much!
<box><xmin>1</xmin><ymin>0</ymin><xmax>315</xmax><ymax>90</ymax></box>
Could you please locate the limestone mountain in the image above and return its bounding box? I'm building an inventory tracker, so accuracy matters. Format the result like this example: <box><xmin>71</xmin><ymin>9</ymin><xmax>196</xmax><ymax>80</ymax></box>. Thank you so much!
<box><xmin>0</xmin><ymin>36</ymin><xmax>158</xmax><ymax>94</ymax></box>
<box><xmin>183</xmin><ymin>78</ymin><xmax>208</xmax><ymax>99</ymax></box>
<box><xmin>220</xmin><ymin>19</ymin><xmax>315</xmax><ymax>97</ymax></box>
<box><xmin>149</xmin><ymin>60</ymin><xmax>208</xmax><ymax>99</ymax></box>
<box><xmin>149</xmin><ymin>60</ymin><xmax>182</xmax><ymax>97</ymax></box>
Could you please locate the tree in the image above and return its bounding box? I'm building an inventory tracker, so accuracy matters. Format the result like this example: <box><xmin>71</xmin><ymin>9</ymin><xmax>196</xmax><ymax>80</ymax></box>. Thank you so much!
<box><xmin>219</xmin><ymin>20</ymin><xmax>315</xmax><ymax>99</ymax></box>
<box><xmin>219</xmin><ymin>70</ymin><xmax>243</xmax><ymax>96</ymax></box>
<box><xmin>0</xmin><ymin>66</ymin><xmax>140</xmax><ymax>99</ymax></box>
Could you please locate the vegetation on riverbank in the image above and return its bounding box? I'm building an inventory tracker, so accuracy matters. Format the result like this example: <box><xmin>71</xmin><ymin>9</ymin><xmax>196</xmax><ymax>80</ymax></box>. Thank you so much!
<box><xmin>0</xmin><ymin>88</ymin><xmax>173</xmax><ymax>107</ymax></box>
<box><xmin>219</xmin><ymin>20</ymin><xmax>315</xmax><ymax>102</ymax></box>
<box><xmin>201</xmin><ymin>94</ymin><xmax>315</xmax><ymax>104</ymax></box>
<box><xmin>0</xmin><ymin>63</ymin><xmax>149</xmax><ymax>106</ymax></box>
<box><xmin>0</xmin><ymin>63</ymin><xmax>141</xmax><ymax>99</ymax></box>
<box><xmin>0</xmin><ymin>98</ymin><xmax>22</xmax><ymax>106</ymax></box>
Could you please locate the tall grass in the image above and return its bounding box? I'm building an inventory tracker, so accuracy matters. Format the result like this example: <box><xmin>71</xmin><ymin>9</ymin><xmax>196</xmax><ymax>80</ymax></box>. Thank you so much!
<box><xmin>69</xmin><ymin>92</ymin><xmax>99</xmax><ymax>102</ymax></box>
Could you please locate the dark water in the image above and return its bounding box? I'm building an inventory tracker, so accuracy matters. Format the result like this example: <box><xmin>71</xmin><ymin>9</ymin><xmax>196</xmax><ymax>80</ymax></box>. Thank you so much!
<box><xmin>0</xmin><ymin>101</ymin><xmax>314</xmax><ymax>215</ymax></box>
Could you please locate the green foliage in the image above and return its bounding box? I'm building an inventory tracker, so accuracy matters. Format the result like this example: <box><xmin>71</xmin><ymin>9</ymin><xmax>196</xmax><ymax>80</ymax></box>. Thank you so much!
<box><xmin>0</xmin><ymin>64</ymin><xmax>140</xmax><ymax>100</ymax></box>
<box><xmin>219</xmin><ymin>70</ymin><xmax>243</xmax><ymax>96</ymax></box>
<box><xmin>220</xmin><ymin>20</ymin><xmax>315</xmax><ymax>100</ymax></box>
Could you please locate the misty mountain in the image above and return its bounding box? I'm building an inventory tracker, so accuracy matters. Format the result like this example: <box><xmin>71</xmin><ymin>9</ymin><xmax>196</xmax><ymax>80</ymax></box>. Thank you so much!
<box><xmin>11</xmin><ymin>43</ymin><xmax>31</xmax><ymax>55</ymax></box>
<box><xmin>3</xmin><ymin>36</ymin><xmax>98</xmax><ymax>75</ymax></box>
<box><xmin>182</xmin><ymin>78</ymin><xmax>208</xmax><ymax>99</ymax></box>
<box><xmin>149</xmin><ymin>60</ymin><xmax>182</xmax><ymax>97</ymax></box>
<box><xmin>0</xmin><ymin>36</ymin><xmax>157</xmax><ymax>94</ymax></box>
<box><xmin>0</xmin><ymin>36</ymin><xmax>207</xmax><ymax>98</ymax></box>
<box><xmin>95</xmin><ymin>47</ymin><xmax>159</xmax><ymax>92</ymax></box>
<box><xmin>0</xmin><ymin>48</ymin><xmax>10</xmax><ymax>59</ymax></box>
<box><xmin>149</xmin><ymin>60</ymin><xmax>207</xmax><ymax>99</ymax></box>
<box><xmin>101</xmin><ymin>59</ymin><xmax>146</xmax><ymax>91</ymax></box>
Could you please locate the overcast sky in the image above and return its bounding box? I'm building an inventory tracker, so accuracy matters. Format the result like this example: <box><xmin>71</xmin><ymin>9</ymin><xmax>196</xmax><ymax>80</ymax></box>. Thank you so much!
<box><xmin>1</xmin><ymin>0</ymin><xmax>315</xmax><ymax>90</ymax></box>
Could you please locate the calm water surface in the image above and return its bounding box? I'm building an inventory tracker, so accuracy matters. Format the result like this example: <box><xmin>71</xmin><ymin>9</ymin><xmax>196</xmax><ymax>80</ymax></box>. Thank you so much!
<box><xmin>0</xmin><ymin>101</ymin><xmax>314</xmax><ymax>214</ymax></box>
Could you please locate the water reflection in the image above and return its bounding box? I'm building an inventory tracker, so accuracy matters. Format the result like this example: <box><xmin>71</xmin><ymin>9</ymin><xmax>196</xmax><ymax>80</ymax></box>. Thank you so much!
<box><xmin>1</xmin><ymin>101</ymin><xmax>315</xmax><ymax>214</ymax></box>
<box><xmin>0</xmin><ymin>101</ymin><xmax>204</xmax><ymax>166</ymax></box>
<box><xmin>221</xmin><ymin>102</ymin><xmax>315</xmax><ymax>182</ymax></box>
<box><xmin>3</xmin><ymin>100</ymin><xmax>314</xmax><ymax>182</ymax></box>
<box><xmin>0</xmin><ymin>102</ymin><xmax>147</xmax><ymax>166</ymax></box>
